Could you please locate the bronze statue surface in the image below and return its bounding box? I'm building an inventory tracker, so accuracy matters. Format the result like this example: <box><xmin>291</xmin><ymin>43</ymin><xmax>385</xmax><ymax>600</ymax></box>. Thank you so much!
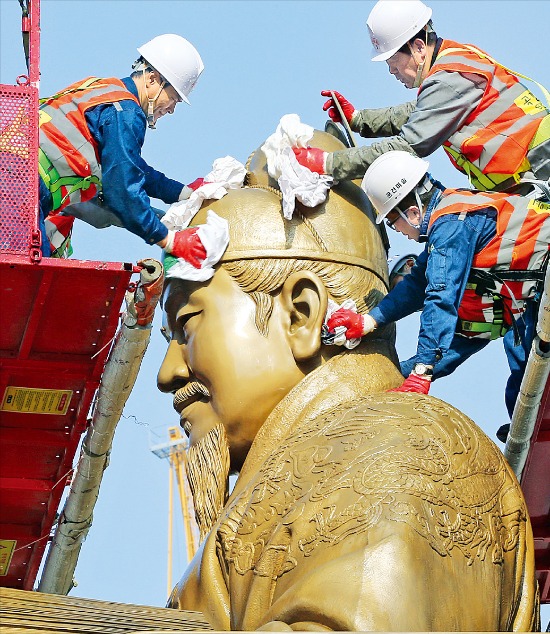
<box><xmin>158</xmin><ymin>131</ymin><xmax>539</xmax><ymax>631</ymax></box>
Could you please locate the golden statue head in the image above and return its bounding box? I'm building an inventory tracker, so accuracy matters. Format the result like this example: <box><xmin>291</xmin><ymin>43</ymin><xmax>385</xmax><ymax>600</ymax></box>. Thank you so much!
<box><xmin>158</xmin><ymin>131</ymin><xmax>397</xmax><ymax>537</ymax></box>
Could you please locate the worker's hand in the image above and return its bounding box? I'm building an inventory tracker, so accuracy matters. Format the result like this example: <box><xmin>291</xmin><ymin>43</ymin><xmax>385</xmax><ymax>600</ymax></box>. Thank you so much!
<box><xmin>321</xmin><ymin>90</ymin><xmax>356</xmax><ymax>124</ymax></box>
<box><xmin>178</xmin><ymin>178</ymin><xmax>208</xmax><ymax>201</ymax></box>
<box><xmin>187</xmin><ymin>177</ymin><xmax>206</xmax><ymax>191</ymax></box>
<box><xmin>292</xmin><ymin>147</ymin><xmax>328</xmax><ymax>175</ymax></box>
<box><xmin>389</xmin><ymin>373</ymin><xmax>431</xmax><ymax>394</ymax></box>
<box><xmin>164</xmin><ymin>228</ymin><xmax>207</xmax><ymax>269</ymax></box>
<box><xmin>326</xmin><ymin>309</ymin><xmax>376</xmax><ymax>339</ymax></box>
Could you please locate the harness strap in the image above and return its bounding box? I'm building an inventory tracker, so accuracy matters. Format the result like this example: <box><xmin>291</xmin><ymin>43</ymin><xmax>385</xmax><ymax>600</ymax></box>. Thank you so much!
<box><xmin>469</xmin><ymin>267</ymin><xmax>546</xmax><ymax>289</ymax></box>
<box><xmin>458</xmin><ymin>291</ymin><xmax>509</xmax><ymax>340</ymax></box>
<box><xmin>458</xmin><ymin>317</ymin><xmax>508</xmax><ymax>340</ymax></box>
<box><xmin>39</xmin><ymin>77</ymin><xmax>103</xmax><ymax>105</ymax></box>
<box><xmin>39</xmin><ymin>148</ymin><xmax>101</xmax><ymax>210</ymax></box>
<box><xmin>444</xmin><ymin>145</ymin><xmax>527</xmax><ymax>190</ymax></box>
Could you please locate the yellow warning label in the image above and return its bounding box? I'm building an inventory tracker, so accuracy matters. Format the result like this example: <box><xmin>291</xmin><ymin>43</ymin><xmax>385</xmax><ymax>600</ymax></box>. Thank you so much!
<box><xmin>528</xmin><ymin>199</ymin><xmax>550</xmax><ymax>215</ymax></box>
<box><xmin>0</xmin><ymin>386</ymin><xmax>72</xmax><ymax>415</ymax></box>
<box><xmin>514</xmin><ymin>90</ymin><xmax>545</xmax><ymax>116</ymax></box>
<box><xmin>0</xmin><ymin>540</ymin><xmax>17</xmax><ymax>576</ymax></box>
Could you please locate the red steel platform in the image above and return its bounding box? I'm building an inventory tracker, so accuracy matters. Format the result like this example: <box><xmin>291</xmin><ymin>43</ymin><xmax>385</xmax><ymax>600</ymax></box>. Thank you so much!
<box><xmin>0</xmin><ymin>256</ymin><xmax>133</xmax><ymax>589</ymax></box>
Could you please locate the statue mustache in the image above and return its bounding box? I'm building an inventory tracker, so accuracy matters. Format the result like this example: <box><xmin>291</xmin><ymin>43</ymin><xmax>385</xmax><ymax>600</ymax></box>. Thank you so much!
<box><xmin>173</xmin><ymin>381</ymin><xmax>211</xmax><ymax>409</ymax></box>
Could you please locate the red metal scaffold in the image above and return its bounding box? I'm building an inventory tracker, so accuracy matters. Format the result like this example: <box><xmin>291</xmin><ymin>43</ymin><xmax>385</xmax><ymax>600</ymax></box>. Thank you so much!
<box><xmin>0</xmin><ymin>0</ymin><xmax>135</xmax><ymax>590</ymax></box>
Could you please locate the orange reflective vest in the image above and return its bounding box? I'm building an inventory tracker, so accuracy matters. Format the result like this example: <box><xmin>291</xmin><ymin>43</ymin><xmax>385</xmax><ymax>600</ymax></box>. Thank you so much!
<box><xmin>428</xmin><ymin>189</ymin><xmax>550</xmax><ymax>339</ymax></box>
<box><xmin>423</xmin><ymin>40</ymin><xmax>550</xmax><ymax>192</ymax></box>
<box><xmin>39</xmin><ymin>77</ymin><xmax>140</xmax><ymax>213</ymax></box>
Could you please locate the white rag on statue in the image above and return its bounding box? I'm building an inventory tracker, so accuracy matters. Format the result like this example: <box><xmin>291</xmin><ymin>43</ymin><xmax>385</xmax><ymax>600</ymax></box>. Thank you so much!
<box><xmin>165</xmin><ymin>210</ymin><xmax>229</xmax><ymax>282</ymax></box>
<box><xmin>162</xmin><ymin>156</ymin><xmax>247</xmax><ymax>231</ymax></box>
<box><xmin>261</xmin><ymin>114</ymin><xmax>334</xmax><ymax>219</ymax></box>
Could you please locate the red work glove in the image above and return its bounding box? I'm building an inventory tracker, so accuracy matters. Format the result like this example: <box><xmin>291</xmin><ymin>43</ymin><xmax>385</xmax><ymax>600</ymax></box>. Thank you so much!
<box><xmin>179</xmin><ymin>178</ymin><xmax>210</xmax><ymax>201</ymax></box>
<box><xmin>389</xmin><ymin>373</ymin><xmax>431</xmax><ymax>394</ymax></box>
<box><xmin>167</xmin><ymin>227</ymin><xmax>207</xmax><ymax>269</ymax></box>
<box><xmin>321</xmin><ymin>90</ymin><xmax>356</xmax><ymax>124</ymax></box>
<box><xmin>327</xmin><ymin>309</ymin><xmax>376</xmax><ymax>339</ymax></box>
<box><xmin>292</xmin><ymin>147</ymin><xmax>327</xmax><ymax>175</ymax></box>
<box><xmin>187</xmin><ymin>177</ymin><xmax>206</xmax><ymax>191</ymax></box>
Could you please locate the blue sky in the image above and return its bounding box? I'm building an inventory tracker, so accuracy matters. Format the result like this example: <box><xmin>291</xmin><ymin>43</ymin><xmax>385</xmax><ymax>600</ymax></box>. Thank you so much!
<box><xmin>1</xmin><ymin>0</ymin><xmax>548</xmax><ymax>626</ymax></box>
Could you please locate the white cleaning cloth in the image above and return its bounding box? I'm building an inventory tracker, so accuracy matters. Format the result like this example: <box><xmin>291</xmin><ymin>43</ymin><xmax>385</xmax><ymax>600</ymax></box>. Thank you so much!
<box><xmin>165</xmin><ymin>210</ymin><xmax>229</xmax><ymax>282</ymax></box>
<box><xmin>261</xmin><ymin>114</ymin><xmax>333</xmax><ymax>219</ymax></box>
<box><xmin>162</xmin><ymin>156</ymin><xmax>246</xmax><ymax>231</ymax></box>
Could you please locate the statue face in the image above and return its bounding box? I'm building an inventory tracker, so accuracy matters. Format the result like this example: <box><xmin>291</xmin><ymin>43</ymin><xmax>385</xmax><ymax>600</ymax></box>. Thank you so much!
<box><xmin>158</xmin><ymin>266</ymin><xmax>305</xmax><ymax>470</ymax></box>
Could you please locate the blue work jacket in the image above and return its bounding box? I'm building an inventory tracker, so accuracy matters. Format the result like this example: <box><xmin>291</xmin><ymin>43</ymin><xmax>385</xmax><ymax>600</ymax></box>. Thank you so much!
<box><xmin>370</xmin><ymin>194</ymin><xmax>497</xmax><ymax>370</ymax></box>
<box><xmin>40</xmin><ymin>76</ymin><xmax>183</xmax><ymax>246</ymax></box>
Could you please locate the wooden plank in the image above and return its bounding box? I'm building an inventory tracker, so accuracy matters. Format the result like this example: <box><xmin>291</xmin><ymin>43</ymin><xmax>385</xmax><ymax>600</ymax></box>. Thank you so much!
<box><xmin>0</xmin><ymin>588</ymin><xmax>212</xmax><ymax>633</ymax></box>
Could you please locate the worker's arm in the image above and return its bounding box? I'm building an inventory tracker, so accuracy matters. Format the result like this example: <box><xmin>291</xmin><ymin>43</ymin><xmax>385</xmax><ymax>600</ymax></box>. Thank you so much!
<box><xmin>326</xmin><ymin>136</ymin><xmax>415</xmax><ymax>181</ymax></box>
<box><xmin>140</xmin><ymin>159</ymin><xmax>185</xmax><ymax>204</ymax></box>
<box><xmin>86</xmin><ymin>101</ymin><xmax>169</xmax><ymax>244</ymax></box>
<box><xmin>323</xmin><ymin>254</ymin><xmax>428</xmax><ymax>344</ymax></box>
<box><xmin>327</xmin><ymin>71</ymin><xmax>486</xmax><ymax>181</ymax></box>
<box><xmin>369</xmin><ymin>249</ymin><xmax>429</xmax><ymax>326</ymax></box>
<box><xmin>350</xmin><ymin>101</ymin><xmax>416</xmax><ymax>138</ymax></box>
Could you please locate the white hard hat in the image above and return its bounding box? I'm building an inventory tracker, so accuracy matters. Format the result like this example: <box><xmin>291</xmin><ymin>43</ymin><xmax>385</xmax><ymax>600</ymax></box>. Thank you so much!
<box><xmin>361</xmin><ymin>151</ymin><xmax>429</xmax><ymax>223</ymax></box>
<box><xmin>366</xmin><ymin>0</ymin><xmax>432</xmax><ymax>62</ymax></box>
<box><xmin>137</xmin><ymin>34</ymin><xmax>204</xmax><ymax>104</ymax></box>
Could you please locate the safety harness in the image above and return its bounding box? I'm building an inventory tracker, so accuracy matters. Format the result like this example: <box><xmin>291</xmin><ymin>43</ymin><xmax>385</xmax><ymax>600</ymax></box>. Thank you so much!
<box><xmin>435</xmin><ymin>44</ymin><xmax>550</xmax><ymax>191</ymax></box>
<box><xmin>39</xmin><ymin>77</ymin><xmax>104</xmax><ymax>211</ymax></box>
<box><xmin>460</xmin><ymin>257</ymin><xmax>548</xmax><ymax>342</ymax></box>
<box><xmin>428</xmin><ymin>188</ymin><xmax>549</xmax><ymax>343</ymax></box>
<box><xmin>38</xmin><ymin>147</ymin><xmax>101</xmax><ymax>213</ymax></box>
<box><xmin>39</xmin><ymin>78</ymin><xmax>117</xmax><ymax>257</ymax></box>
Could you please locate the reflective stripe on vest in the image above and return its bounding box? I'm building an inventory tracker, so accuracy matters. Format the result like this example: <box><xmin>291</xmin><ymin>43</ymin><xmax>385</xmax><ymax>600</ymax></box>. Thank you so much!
<box><xmin>423</xmin><ymin>40</ymin><xmax>550</xmax><ymax>191</ymax></box>
<box><xmin>429</xmin><ymin>189</ymin><xmax>550</xmax><ymax>339</ymax></box>
<box><xmin>39</xmin><ymin>77</ymin><xmax>140</xmax><ymax>212</ymax></box>
<box><xmin>44</xmin><ymin>214</ymin><xmax>75</xmax><ymax>258</ymax></box>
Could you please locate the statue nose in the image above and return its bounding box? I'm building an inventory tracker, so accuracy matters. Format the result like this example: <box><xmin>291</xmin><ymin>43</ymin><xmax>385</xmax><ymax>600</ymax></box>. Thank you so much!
<box><xmin>157</xmin><ymin>340</ymin><xmax>190</xmax><ymax>393</ymax></box>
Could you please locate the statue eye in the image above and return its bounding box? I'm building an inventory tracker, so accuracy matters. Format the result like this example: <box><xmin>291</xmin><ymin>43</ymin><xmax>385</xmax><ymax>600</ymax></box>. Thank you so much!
<box><xmin>176</xmin><ymin>311</ymin><xmax>201</xmax><ymax>343</ymax></box>
<box><xmin>160</xmin><ymin>310</ymin><xmax>172</xmax><ymax>343</ymax></box>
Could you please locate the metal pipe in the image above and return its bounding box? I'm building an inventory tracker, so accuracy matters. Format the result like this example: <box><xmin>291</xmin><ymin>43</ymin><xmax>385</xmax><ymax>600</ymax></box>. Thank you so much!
<box><xmin>38</xmin><ymin>260</ymin><xmax>163</xmax><ymax>594</ymax></box>
<box><xmin>167</xmin><ymin>456</ymin><xmax>174</xmax><ymax>599</ymax></box>
<box><xmin>504</xmin><ymin>265</ymin><xmax>550</xmax><ymax>478</ymax></box>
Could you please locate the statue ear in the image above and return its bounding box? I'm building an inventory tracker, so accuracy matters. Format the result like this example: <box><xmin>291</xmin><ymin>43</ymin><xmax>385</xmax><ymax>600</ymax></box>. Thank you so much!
<box><xmin>279</xmin><ymin>270</ymin><xmax>328</xmax><ymax>362</ymax></box>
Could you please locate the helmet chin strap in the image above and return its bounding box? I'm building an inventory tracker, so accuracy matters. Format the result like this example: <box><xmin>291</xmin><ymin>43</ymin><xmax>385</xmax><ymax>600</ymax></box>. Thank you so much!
<box><xmin>408</xmin><ymin>30</ymin><xmax>429</xmax><ymax>89</ymax></box>
<box><xmin>143</xmin><ymin>69</ymin><xmax>166</xmax><ymax>129</ymax></box>
<box><xmin>412</xmin><ymin>59</ymin><xmax>425</xmax><ymax>89</ymax></box>
<box><xmin>416</xmin><ymin>175</ymin><xmax>444</xmax><ymax>243</ymax></box>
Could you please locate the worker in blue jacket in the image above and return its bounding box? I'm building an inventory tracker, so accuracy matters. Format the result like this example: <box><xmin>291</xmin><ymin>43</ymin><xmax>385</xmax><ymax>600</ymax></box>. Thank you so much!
<box><xmin>324</xmin><ymin>151</ymin><xmax>549</xmax><ymax>421</ymax></box>
<box><xmin>39</xmin><ymin>34</ymin><xmax>206</xmax><ymax>267</ymax></box>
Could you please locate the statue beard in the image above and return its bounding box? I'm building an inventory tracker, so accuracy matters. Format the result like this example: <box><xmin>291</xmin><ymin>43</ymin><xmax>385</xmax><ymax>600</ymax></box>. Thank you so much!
<box><xmin>185</xmin><ymin>422</ymin><xmax>230</xmax><ymax>542</ymax></box>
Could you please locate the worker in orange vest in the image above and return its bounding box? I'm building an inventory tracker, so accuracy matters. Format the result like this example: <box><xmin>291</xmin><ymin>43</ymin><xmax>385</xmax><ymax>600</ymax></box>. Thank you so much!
<box><xmin>39</xmin><ymin>34</ymin><xmax>207</xmax><ymax>265</ymax></box>
<box><xmin>293</xmin><ymin>0</ymin><xmax>549</xmax><ymax>194</ymax></box>
<box><xmin>323</xmin><ymin>151</ymin><xmax>549</xmax><ymax>419</ymax></box>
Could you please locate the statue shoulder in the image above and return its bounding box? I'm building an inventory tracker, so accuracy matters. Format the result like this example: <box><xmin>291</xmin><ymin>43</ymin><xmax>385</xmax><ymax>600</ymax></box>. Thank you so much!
<box><xmin>247</xmin><ymin>391</ymin><xmax>526</xmax><ymax>564</ymax></box>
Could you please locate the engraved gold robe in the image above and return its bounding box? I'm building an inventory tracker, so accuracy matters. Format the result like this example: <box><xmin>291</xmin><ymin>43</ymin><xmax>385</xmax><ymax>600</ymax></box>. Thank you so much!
<box><xmin>169</xmin><ymin>351</ymin><xmax>539</xmax><ymax>631</ymax></box>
